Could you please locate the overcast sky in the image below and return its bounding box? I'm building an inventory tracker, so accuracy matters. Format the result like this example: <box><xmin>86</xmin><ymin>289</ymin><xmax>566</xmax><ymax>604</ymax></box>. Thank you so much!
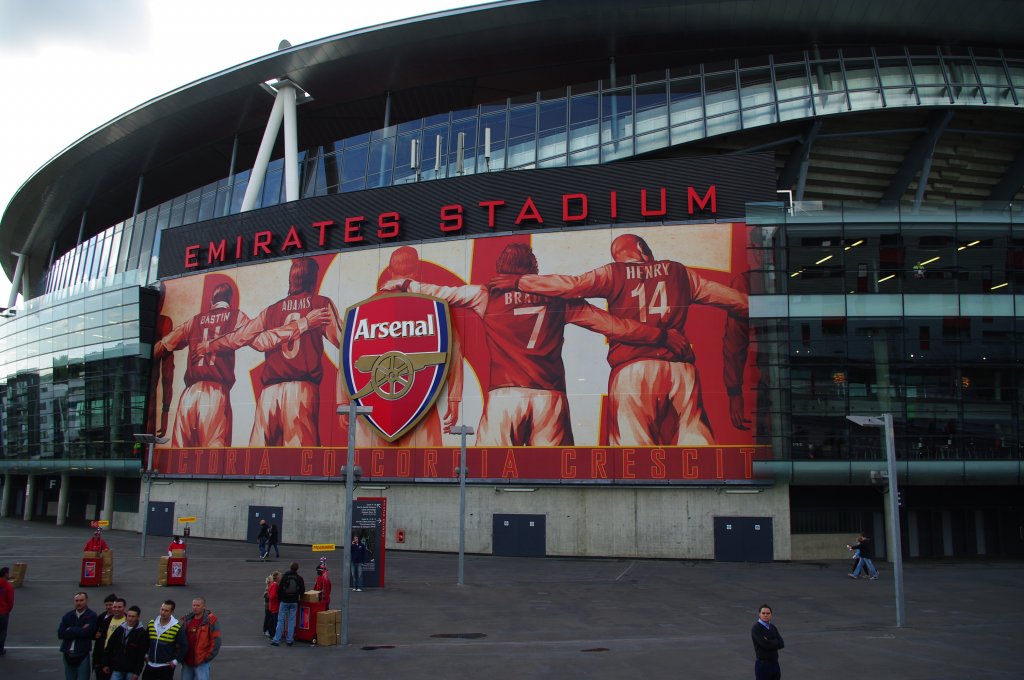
<box><xmin>0</xmin><ymin>0</ymin><xmax>491</xmax><ymax>304</ymax></box>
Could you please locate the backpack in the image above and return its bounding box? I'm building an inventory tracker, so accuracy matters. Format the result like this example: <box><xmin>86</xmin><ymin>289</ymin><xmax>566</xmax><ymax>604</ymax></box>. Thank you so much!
<box><xmin>279</xmin><ymin>572</ymin><xmax>301</xmax><ymax>601</ymax></box>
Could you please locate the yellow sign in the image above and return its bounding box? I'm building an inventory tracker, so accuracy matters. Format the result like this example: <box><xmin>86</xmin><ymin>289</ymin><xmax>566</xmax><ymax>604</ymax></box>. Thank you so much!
<box><xmin>178</xmin><ymin>516</ymin><xmax>197</xmax><ymax>523</ymax></box>
<box><xmin>311</xmin><ymin>544</ymin><xmax>336</xmax><ymax>552</ymax></box>
<box><xmin>95</xmin><ymin>520</ymin><xmax>110</xmax><ymax>527</ymax></box>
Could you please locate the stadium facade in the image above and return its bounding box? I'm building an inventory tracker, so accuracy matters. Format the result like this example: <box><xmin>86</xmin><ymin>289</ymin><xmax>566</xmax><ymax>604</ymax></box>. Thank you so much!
<box><xmin>2</xmin><ymin>0</ymin><xmax>1023</xmax><ymax>561</ymax></box>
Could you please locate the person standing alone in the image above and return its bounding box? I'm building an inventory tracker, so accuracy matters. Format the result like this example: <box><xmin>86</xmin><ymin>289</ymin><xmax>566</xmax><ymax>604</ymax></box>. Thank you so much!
<box><xmin>751</xmin><ymin>604</ymin><xmax>784</xmax><ymax>680</ymax></box>
<box><xmin>350</xmin><ymin>535</ymin><xmax>368</xmax><ymax>592</ymax></box>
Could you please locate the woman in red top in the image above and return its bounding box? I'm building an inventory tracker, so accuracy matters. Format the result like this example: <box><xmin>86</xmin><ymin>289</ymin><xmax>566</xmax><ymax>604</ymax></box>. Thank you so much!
<box><xmin>263</xmin><ymin>571</ymin><xmax>281</xmax><ymax>637</ymax></box>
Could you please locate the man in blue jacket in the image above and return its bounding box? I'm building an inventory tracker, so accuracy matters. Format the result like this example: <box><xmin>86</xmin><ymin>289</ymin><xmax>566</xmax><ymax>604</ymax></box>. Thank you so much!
<box><xmin>58</xmin><ymin>592</ymin><xmax>98</xmax><ymax>680</ymax></box>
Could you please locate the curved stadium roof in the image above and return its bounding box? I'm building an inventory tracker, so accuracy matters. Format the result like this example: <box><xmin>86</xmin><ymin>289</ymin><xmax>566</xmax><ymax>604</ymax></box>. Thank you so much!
<box><xmin>4</xmin><ymin>0</ymin><xmax>1024</xmax><ymax>286</ymax></box>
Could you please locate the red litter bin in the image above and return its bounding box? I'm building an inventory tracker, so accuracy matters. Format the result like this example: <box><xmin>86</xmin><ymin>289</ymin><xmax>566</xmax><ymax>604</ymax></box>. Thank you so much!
<box><xmin>166</xmin><ymin>557</ymin><xmax>188</xmax><ymax>586</ymax></box>
<box><xmin>80</xmin><ymin>555</ymin><xmax>102</xmax><ymax>587</ymax></box>
<box><xmin>295</xmin><ymin>599</ymin><xmax>327</xmax><ymax>643</ymax></box>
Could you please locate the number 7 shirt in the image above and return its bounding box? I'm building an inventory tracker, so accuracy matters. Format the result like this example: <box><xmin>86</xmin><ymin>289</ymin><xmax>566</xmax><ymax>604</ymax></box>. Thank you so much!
<box><xmin>406</xmin><ymin>282</ymin><xmax>667</xmax><ymax>393</ymax></box>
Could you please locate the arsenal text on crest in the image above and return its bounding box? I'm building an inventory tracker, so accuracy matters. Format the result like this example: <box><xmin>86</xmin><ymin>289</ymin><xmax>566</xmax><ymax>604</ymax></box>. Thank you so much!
<box><xmin>353</xmin><ymin>314</ymin><xmax>437</xmax><ymax>340</ymax></box>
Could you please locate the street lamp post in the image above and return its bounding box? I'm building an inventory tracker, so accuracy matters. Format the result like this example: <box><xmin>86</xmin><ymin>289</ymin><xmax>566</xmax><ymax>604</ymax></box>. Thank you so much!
<box><xmin>133</xmin><ymin>433</ymin><xmax>169</xmax><ymax>558</ymax></box>
<box><xmin>846</xmin><ymin>413</ymin><xmax>906</xmax><ymax>627</ymax></box>
<box><xmin>337</xmin><ymin>402</ymin><xmax>372</xmax><ymax>646</ymax></box>
<box><xmin>450</xmin><ymin>424</ymin><xmax>474</xmax><ymax>586</ymax></box>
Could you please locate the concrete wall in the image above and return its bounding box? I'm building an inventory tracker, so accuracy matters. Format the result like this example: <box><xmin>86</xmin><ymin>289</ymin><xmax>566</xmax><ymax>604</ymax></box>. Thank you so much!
<box><xmin>148</xmin><ymin>481</ymin><xmax>792</xmax><ymax>560</ymax></box>
<box><xmin>790</xmin><ymin>533</ymin><xmax>854</xmax><ymax>561</ymax></box>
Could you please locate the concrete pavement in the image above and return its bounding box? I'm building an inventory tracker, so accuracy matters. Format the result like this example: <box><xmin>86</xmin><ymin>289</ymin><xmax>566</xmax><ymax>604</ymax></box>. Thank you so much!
<box><xmin>0</xmin><ymin>517</ymin><xmax>1019</xmax><ymax>679</ymax></box>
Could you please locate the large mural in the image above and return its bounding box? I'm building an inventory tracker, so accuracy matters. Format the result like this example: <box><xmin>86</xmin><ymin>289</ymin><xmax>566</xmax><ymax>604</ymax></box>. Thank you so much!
<box><xmin>150</xmin><ymin>222</ymin><xmax>767</xmax><ymax>482</ymax></box>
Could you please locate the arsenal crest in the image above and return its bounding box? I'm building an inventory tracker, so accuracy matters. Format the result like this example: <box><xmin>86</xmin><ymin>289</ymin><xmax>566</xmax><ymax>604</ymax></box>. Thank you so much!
<box><xmin>342</xmin><ymin>293</ymin><xmax>452</xmax><ymax>442</ymax></box>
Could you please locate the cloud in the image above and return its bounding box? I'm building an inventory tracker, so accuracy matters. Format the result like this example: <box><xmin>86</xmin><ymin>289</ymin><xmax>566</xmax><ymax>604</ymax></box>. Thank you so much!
<box><xmin>0</xmin><ymin>0</ymin><xmax>151</xmax><ymax>52</ymax></box>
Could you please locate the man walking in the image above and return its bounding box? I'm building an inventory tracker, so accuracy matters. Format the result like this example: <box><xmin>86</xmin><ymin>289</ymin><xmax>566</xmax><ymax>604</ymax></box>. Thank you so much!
<box><xmin>256</xmin><ymin>519</ymin><xmax>270</xmax><ymax>559</ymax></box>
<box><xmin>102</xmin><ymin>605</ymin><xmax>146</xmax><ymax>680</ymax></box>
<box><xmin>58</xmin><ymin>592</ymin><xmax>98</xmax><ymax>680</ymax></box>
<box><xmin>181</xmin><ymin>597</ymin><xmax>221</xmax><ymax>680</ymax></box>
<box><xmin>144</xmin><ymin>600</ymin><xmax>187</xmax><ymax>679</ymax></box>
<box><xmin>271</xmin><ymin>562</ymin><xmax>304</xmax><ymax>647</ymax></box>
<box><xmin>0</xmin><ymin>566</ymin><xmax>14</xmax><ymax>657</ymax></box>
<box><xmin>848</xmin><ymin>533</ymin><xmax>880</xmax><ymax>580</ymax></box>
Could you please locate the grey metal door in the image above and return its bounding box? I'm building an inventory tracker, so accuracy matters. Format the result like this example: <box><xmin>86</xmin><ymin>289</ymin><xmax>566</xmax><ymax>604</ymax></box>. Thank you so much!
<box><xmin>148</xmin><ymin>501</ymin><xmax>175</xmax><ymax>537</ymax></box>
<box><xmin>714</xmin><ymin>516</ymin><xmax>773</xmax><ymax>562</ymax></box>
<box><xmin>492</xmin><ymin>514</ymin><xmax>546</xmax><ymax>557</ymax></box>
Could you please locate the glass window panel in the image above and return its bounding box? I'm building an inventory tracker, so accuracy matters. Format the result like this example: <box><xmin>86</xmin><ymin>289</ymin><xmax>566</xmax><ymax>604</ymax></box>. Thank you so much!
<box><xmin>183</xmin><ymin>188</ymin><xmax>202</xmax><ymax>223</ymax></box>
<box><xmin>106</xmin><ymin>227</ymin><xmax>122</xmax><ymax>278</ymax></box>
<box><xmin>634</xmin><ymin>129</ymin><xmax>669</xmax><ymax>155</ymax></box>
<box><xmin>600</xmin><ymin>140</ymin><xmax>632</xmax><ymax>163</ymax></box>
<box><xmin>740</xmin><ymin>68</ymin><xmax>774</xmax><ymax>108</ymax></box>
<box><xmin>340</xmin><ymin>145</ymin><xmax>369</xmax><ymax>192</ymax></box>
<box><xmin>775</xmin><ymin>64</ymin><xmax>811</xmax><ymax>100</ymax></box>
<box><xmin>569</xmin><ymin>147</ymin><xmax>599</xmax><ymax>166</ymax></box>
<box><xmin>960</xmin><ymin>295</ymin><xmax>1014</xmax><ymax>316</ymax></box>
<box><xmin>569</xmin><ymin>94</ymin><xmax>599</xmax><ymax>152</ymax></box>
<box><xmin>903</xmin><ymin>294</ymin><xmax>958</xmax><ymax>315</ymax></box>
<box><xmin>704</xmin><ymin>73</ymin><xmax>738</xmax><ymax>116</ymax></box>
<box><xmin>634</xmin><ymin>83</ymin><xmax>667</xmax><ymax>135</ymax></box>
<box><xmin>167</xmin><ymin>196</ymin><xmax>185</xmax><ymax>229</ymax></box>
<box><xmin>366</xmin><ymin>137</ymin><xmax>396</xmax><ymax>188</ymax></box>
<box><xmin>846</xmin><ymin>294</ymin><xmax>902</xmax><ymax>316</ymax></box>
<box><xmin>975</xmin><ymin>60</ymin><xmax>1014</xmax><ymax>103</ymax></box>
<box><xmin>878</xmin><ymin>57</ymin><xmax>914</xmax><ymax>87</ymax></box>
<box><xmin>787</xmin><ymin>295</ymin><xmax>846</xmax><ymax>316</ymax></box>
<box><xmin>601</xmin><ymin>88</ymin><xmax>633</xmax><ymax>142</ymax></box>
<box><xmin>507</xmin><ymin>106</ymin><xmax>537</xmax><ymax>168</ymax></box>
<box><xmin>198</xmin><ymin>183</ymin><xmax>218</xmax><ymax>221</ymax></box>
<box><xmin>261</xmin><ymin>164</ymin><xmax>283</xmax><ymax>207</ymax></box>
<box><xmin>706</xmin><ymin>112</ymin><xmax>740</xmax><ymax>136</ymax></box>
<box><xmin>743</xmin><ymin>104</ymin><xmax>776</xmax><ymax>128</ymax></box>
<box><xmin>669</xmin><ymin>76</ymin><xmax>703</xmax><ymax>125</ymax></box>
<box><xmin>670</xmin><ymin>119</ymin><xmax>705</xmax><ymax>145</ymax></box>
<box><xmin>537</xmin><ymin>100</ymin><xmax>567</xmax><ymax>160</ymax></box>
<box><xmin>778</xmin><ymin>96</ymin><xmax>813</xmax><ymax>121</ymax></box>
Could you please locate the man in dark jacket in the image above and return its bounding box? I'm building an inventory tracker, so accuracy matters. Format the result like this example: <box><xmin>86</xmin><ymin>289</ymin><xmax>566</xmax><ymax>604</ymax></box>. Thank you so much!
<box><xmin>94</xmin><ymin>596</ymin><xmax>125</xmax><ymax>680</ymax></box>
<box><xmin>256</xmin><ymin>520</ymin><xmax>270</xmax><ymax>559</ymax></box>
<box><xmin>58</xmin><ymin>592</ymin><xmax>99</xmax><ymax>680</ymax></box>
<box><xmin>751</xmin><ymin>604</ymin><xmax>784</xmax><ymax>680</ymax></box>
<box><xmin>848</xmin><ymin>533</ymin><xmax>879</xmax><ymax>579</ymax></box>
<box><xmin>102</xmin><ymin>605</ymin><xmax>146</xmax><ymax>680</ymax></box>
<box><xmin>270</xmin><ymin>563</ymin><xmax>304</xmax><ymax>647</ymax></box>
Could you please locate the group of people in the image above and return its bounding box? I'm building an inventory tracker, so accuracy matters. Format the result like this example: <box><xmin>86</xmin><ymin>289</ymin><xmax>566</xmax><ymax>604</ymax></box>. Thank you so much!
<box><xmin>58</xmin><ymin>592</ymin><xmax>220</xmax><ymax>680</ymax></box>
<box><xmin>255</xmin><ymin>520</ymin><xmax>280</xmax><ymax>560</ymax></box>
